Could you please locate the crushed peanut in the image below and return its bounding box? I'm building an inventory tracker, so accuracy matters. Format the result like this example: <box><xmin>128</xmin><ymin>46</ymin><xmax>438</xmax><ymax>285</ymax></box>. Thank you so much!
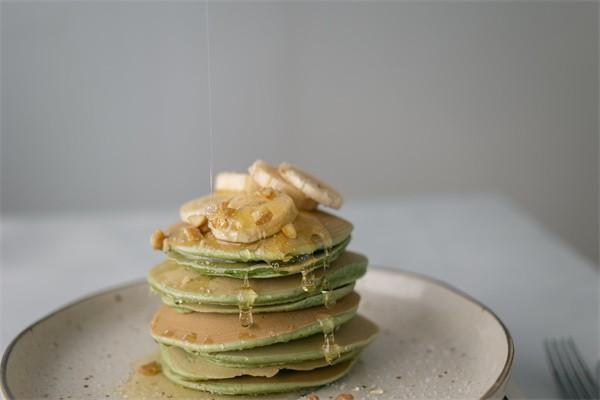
<box><xmin>218</xmin><ymin>201</ymin><xmax>235</xmax><ymax>216</ymax></box>
<box><xmin>281</xmin><ymin>223</ymin><xmax>297</xmax><ymax>239</ymax></box>
<box><xmin>252</xmin><ymin>208</ymin><xmax>273</xmax><ymax>225</ymax></box>
<box><xmin>183</xmin><ymin>226</ymin><xmax>202</xmax><ymax>241</ymax></box>
<box><xmin>258</xmin><ymin>187</ymin><xmax>277</xmax><ymax>199</ymax></box>
<box><xmin>335</xmin><ymin>394</ymin><xmax>353</xmax><ymax>400</ymax></box>
<box><xmin>187</xmin><ymin>214</ymin><xmax>207</xmax><ymax>228</ymax></box>
<box><xmin>180</xmin><ymin>276</ymin><xmax>192</xmax><ymax>286</ymax></box>
<box><xmin>305</xmin><ymin>395</ymin><xmax>319</xmax><ymax>400</ymax></box>
<box><xmin>138</xmin><ymin>361</ymin><xmax>162</xmax><ymax>376</ymax></box>
<box><xmin>211</xmin><ymin>216</ymin><xmax>230</xmax><ymax>229</ymax></box>
<box><xmin>199</xmin><ymin>223</ymin><xmax>211</xmax><ymax>234</ymax></box>
<box><xmin>150</xmin><ymin>230</ymin><xmax>166</xmax><ymax>250</ymax></box>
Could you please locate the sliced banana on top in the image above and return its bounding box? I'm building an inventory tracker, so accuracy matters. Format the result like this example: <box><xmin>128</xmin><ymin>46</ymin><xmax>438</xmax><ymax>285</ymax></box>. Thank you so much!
<box><xmin>211</xmin><ymin>191</ymin><xmax>299</xmax><ymax>243</ymax></box>
<box><xmin>180</xmin><ymin>191</ymin><xmax>235</xmax><ymax>226</ymax></box>
<box><xmin>215</xmin><ymin>172</ymin><xmax>259</xmax><ymax>192</ymax></box>
<box><xmin>279</xmin><ymin>163</ymin><xmax>343</xmax><ymax>209</ymax></box>
<box><xmin>180</xmin><ymin>190</ymin><xmax>298</xmax><ymax>243</ymax></box>
<box><xmin>248</xmin><ymin>160</ymin><xmax>317</xmax><ymax>210</ymax></box>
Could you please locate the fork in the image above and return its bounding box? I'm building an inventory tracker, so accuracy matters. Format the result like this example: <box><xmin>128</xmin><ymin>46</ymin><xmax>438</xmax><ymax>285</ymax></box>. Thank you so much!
<box><xmin>544</xmin><ymin>338</ymin><xmax>599</xmax><ymax>399</ymax></box>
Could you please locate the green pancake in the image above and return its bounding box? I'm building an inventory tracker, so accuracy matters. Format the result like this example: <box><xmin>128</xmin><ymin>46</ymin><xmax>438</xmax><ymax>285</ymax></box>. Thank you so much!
<box><xmin>200</xmin><ymin>314</ymin><xmax>379</xmax><ymax>367</ymax></box>
<box><xmin>161</xmin><ymin>360</ymin><xmax>355</xmax><ymax>395</ymax></box>
<box><xmin>162</xmin><ymin>283</ymin><xmax>355</xmax><ymax>314</ymax></box>
<box><xmin>148</xmin><ymin>251</ymin><xmax>368</xmax><ymax>306</ymax></box>
<box><xmin>151</xmin><ymin>292</ymin><xmax>360</xmax><ymax>353</ymax></box>
<box><xmin>166</xmin><ymin>211</ymin><xmax>353</xmax><ymax>263</ymax></box>
<box><xmin>159</xmin><ymin>344</ymin><xmax>358</xmax><ymax>380</ymax></box>
<box><xmin>167</xmin><ymin>236</ymin><xmax>349</xmax><ymax>279</ymax></box>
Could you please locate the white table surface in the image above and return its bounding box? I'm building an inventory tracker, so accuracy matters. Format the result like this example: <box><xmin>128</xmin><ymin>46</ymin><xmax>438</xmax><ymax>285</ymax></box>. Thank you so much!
<box><xmin>1</xmin><ymin>194</ymin><xmax>598</xmax><ymax>398</ymax></box>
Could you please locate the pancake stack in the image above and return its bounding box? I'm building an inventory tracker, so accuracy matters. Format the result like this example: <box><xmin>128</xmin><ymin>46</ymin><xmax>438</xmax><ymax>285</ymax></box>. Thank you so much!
<box><xmin>147</xmin><ymin>160</ymin><xmax>378</xmax><ymax>395</ymax></box>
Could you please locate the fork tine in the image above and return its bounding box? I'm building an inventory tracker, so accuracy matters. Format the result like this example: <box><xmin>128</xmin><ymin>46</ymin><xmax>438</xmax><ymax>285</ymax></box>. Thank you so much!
<box><xmin>556</xmin><ymin>338</ymin><xmax>593</xmax><ymax>399</ymax></box>
<box><xmin>545</xmin><ymin>338</ymin><xmax>579</xmax><ymax>399</ymax></box>
<box><xmin>565</xmin><ymin>338</ymin><xmax>599</xmax><ymax>398</ymax></box>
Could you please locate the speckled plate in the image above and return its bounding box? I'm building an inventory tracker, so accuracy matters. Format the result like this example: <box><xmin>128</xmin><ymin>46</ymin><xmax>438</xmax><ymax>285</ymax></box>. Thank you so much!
<box><xmin>1</xmin><ymin>268</ymin><xmax>513</xmax><ymax>399</ymax></box>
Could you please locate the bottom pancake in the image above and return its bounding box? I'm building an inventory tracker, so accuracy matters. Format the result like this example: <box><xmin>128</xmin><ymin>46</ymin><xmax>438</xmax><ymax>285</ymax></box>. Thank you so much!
<box><xmin>161</xmin><ymin>360</ymin><xmax>355</xmax><ymax>395</ymax></box>
<box><xmin>160</xmin><ymin>344</ymin><xmax>358</xmax><ymax>380</ymax></box>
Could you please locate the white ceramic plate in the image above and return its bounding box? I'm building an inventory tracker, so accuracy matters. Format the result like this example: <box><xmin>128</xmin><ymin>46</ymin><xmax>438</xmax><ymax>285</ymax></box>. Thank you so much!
<box><xmin>1</xmin><ymin>268</ymin><xmax>513</xmax><ymax>399</ymax></box>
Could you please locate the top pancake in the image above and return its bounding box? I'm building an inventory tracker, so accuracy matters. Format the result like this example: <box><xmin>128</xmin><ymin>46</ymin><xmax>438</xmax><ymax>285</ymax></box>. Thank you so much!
<box><xmin>166</xmin><ymin>211</ymin><xmax>353</xmax><ymax>262</ymax></box>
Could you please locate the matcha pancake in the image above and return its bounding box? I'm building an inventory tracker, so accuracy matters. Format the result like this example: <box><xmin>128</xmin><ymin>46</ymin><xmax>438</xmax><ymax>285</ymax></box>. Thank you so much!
<box><xmin>146</xmin><ymin>161</ymin><xmax>377</xmax><ymax>395</ymax></box>
<box><xmin>162</xmin><ymin>360</ymin><xmax>355</xmax><ymax>395</ymax></box>
<box><xmin>159</xmin><ymin>344</ymin><xmax>358</xmax><ymax>380</ymax></box>
<box><xmin>162</xmin><ymin>283</ymin><xmax>354</xmax><ymax>314</ymax></box>
<box><xmin>151</xmin><ymin>292</ymin><xmax>360</xmax><ymax>353</ymax></box>
<box><xmin>166</xmin><ymin>236</ymin><xmax>349</xmax><ymax>279</ymax></box>
<box><xmin>148</xmin><ymin>251</ymin><xmax>367</xmax><ymax>306</ymax></box>
<box><xmin>167</xmin><ymin>211</ymin><xmax>353</xmax><ymax>262</ymax></box>
<box><xmin>200</xmin><ymin>315</ymin><xmax>379</xmax><ymax>367</ymax></box>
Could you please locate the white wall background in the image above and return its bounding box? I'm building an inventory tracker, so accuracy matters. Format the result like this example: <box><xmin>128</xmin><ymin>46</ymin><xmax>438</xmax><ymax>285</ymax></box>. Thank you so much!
<box><xmin>1</xmin><ymin>1</ymin><xmax>598</xmax><ymax>261</ymax></box>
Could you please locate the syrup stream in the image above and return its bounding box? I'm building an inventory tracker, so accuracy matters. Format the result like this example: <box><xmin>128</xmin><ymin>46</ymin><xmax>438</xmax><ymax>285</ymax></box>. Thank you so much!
<box><xmin>317</xmin><ymin>314</ymin><xmax>342</xmax><ymax>365</ymax></box>
<box><xmin>237</xmin><ymin>272</ymin><xmax>257</xmax><ymax>327</ymax></box>
<box><xmin>205</xmin><ymin>0</ymin><xmax>214</xmax><ymax>193</ymax></box>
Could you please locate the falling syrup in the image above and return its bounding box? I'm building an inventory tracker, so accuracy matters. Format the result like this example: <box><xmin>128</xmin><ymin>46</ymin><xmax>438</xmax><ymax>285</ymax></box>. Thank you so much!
<box><xmin>237</xmin><ymin>273</ymin><xmax>257</xmax><ymax>328</ymax></box>
<box><xmin>269</xmin><ymin>261</ymin><xmax>280</xmax><ymax>272</ymax></box>
<box><xmin>312</xmin><ymin>224</ymin><xmax>334</xmax><ymax>308</ymax></box>
<box><xmin>301</xmin><ymin>268</ymin><xmax>318</xmax><ymax>292</ymax></box>
<box><xmin>205</xmin><ymin>0</ymin><xmax>215</xmax><ymax>194</ymax></box>
<box><xmin>321</xmin><ymin>277</ymin><xmax>336</xmax><ymax>309</ymax></box>
<box><xmin>317</xmin><ymin>314</ymin><xmax>342</xmax><ymax>365</ymax></box>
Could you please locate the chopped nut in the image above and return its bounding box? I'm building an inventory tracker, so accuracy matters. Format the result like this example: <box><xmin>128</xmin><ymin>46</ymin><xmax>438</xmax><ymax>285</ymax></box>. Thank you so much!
<box><xmin>210</xmin><ymin>216</ymin><xmax>230</xmax><ymax>229</ymax></box>
<box><xmin>183</xmin><ymin>226</ymin><xmax>202</xmax><ymax>241</ymax></box>
<box><xmin>199</xmin><ymin>223</ymin><xmax>211</xmax><ymax>234</ymax></box>
<box><xmin>258</xmin><ymin>187</ymin><xmax>277</xmax><ymax>199</ymax></box>
<box><xmin>305</xmin><ymin>395</ymin><xmax>319</xmax><ymax>400</ymax></box>
<box><xmin>183</xmin><ymin>332</ymin><xmax>198</xmax><ymax>342</ymax></box>
<box><xmin>252</xmin><ymin>208</ymin><xmax>273</xmax><ymax>225</ymax></box>
<box><xmin>369</xmin><ymin>387</ymin><xmax>384</xmax><ymax>395</ymax></box>
<box><xmin>180</xmin><ymin>276</ymin><xmax>192</xmax><ymax>286</ymax></box>
<box><xmin>138</xmin><ymin>361</ymin><xmax>161</xmax><ymax>376</ymax></box>
<box><xmin>335</xmin><ymin>394</ymin><xmax>353</xmax><ymax>400</ymax></box>
<box><xmin>218</xmin><ymin>200</ymin><xmax>230</xmax><ymax>210</ymax></box>
<box><xmin>281</xmin><ymin>223</ymin><xmax>297</xmax><ymax>239</ymax></box>
<box><xmin>150</xmin><ymin>230</ymin><xmax>166</xmax><ymax>250</ymax></box>
<box><xmin>187</xmin><ymin>214</ymin><xmax>207</xmax><ymax>228</ymax></box>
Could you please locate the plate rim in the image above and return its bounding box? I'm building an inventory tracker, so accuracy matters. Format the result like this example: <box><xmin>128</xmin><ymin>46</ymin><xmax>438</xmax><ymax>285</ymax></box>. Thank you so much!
<box><xmin>0</xmin><ymin>267</ymin><xmax>514</xmax><ymax>400</ymax></box>
<box><xmin>370</xmin><ymin>266</ymin><xmax>515</xmax><ymax>399</ymax></box>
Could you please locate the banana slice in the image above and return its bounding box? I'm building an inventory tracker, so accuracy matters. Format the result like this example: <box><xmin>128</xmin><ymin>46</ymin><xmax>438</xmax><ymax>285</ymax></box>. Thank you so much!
<box><xmin>248</xmin><ymin>160</ymin><xmax>317</xmax><ymax>210</ymax></box>
<box><xmin>215</xmin><ymin>172</ymin><xmax>259</xmax><ymax>192</ymax></box>
<box><xmin>279</xmin><ymin>163</ymin><xmax>343</xmax><ymax>209</ymax></box>
<box><xmin>180</xmin><ymin>191</ymin><xmax>235</xmax><ymax>226</ymax></box>
<box><xmin>209</xmin><ymin>191</ymin><xmax>298</xmax><ymax>243</ymax></box>
<box><xmin>180</xmin><ymin>190</ymin><xmax>298</xmax><ymax>243</ymax></box>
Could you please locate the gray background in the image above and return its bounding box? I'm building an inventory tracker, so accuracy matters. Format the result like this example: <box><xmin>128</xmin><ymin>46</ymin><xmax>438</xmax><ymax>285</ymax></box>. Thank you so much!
<box><xmin>1</xmin><ymin>1</ymin><xmax>598</xmax><ymax>262</ymax></box>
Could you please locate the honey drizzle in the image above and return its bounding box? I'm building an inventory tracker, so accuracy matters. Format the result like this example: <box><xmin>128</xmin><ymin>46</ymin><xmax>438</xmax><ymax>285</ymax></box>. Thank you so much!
<box><xmin>317</xmin><ymin>314</ymin><xmax>342</xmax><ymax>365</ymax></box>
<box><xmin>320</xmin><ymin>243</ymin><xmax>336</xmax><ymax>309</ymax></box>
<box><xmin>301</xmin><ymin>268</ymin><xmax>318</xmax><ymax>293</ymax></box>
<box><xmin>237</xmin><ymin>272</ymin><xmax>257</xmax><ymax>327</ymax></box>
<box><xmin>299</xmin><ymin>212</ymin><xmax>334</xmax><ymax>296</ymax></box>
<box><xmin>315</xmin><ymin>224</ymin><xmax>334</xmax><ymax>309</ymax></box>
<box><xmin>268</xmin><ymin>260</ymin><xmax>280</xmax><ymax>271</ymax></box>
<box><xmin>205</xmin><ymin>0</ymin><xmax>215</xmax><ymax>193</ymax></box>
